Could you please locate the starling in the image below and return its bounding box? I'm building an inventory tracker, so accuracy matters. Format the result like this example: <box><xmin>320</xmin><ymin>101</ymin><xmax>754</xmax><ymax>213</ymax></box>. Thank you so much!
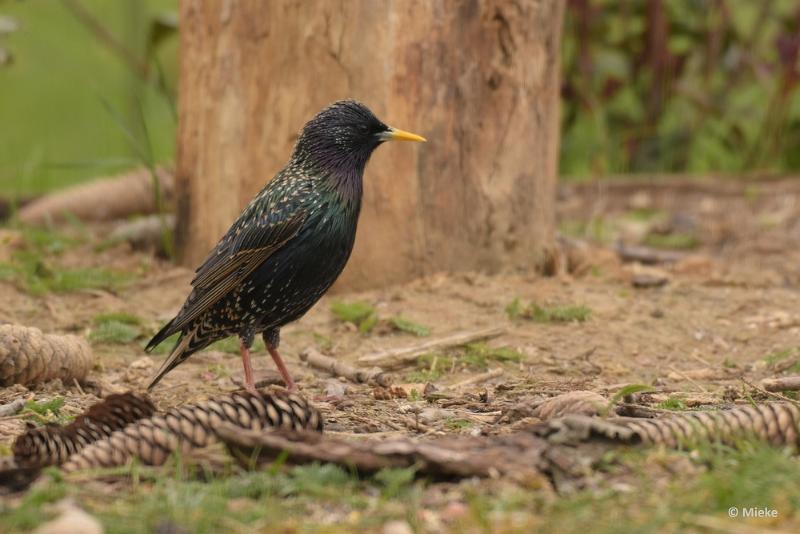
<box><xmin>145</xmin><ymin>100</ymin><xmax>425</xmax><ymax>392</ymax></box>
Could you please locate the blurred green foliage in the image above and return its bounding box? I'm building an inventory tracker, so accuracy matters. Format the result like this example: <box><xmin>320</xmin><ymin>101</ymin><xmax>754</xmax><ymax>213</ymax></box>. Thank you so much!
<box><xmin>2</xmin><ymin>0</ymin><xmax>797</xmax><ymax>198</ymax></box>
<box><xmin>0</xmin><ymin>0</ymin><xmax>178</xmax><ymax>197</ymax></box>
<box><xmin>561</xmin><ymin>0</ymin><xmax>800</xmax><ymax>177</ymax></box>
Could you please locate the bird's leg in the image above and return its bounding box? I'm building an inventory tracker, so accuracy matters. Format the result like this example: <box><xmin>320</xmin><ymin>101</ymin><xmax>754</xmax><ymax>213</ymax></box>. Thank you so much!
<box><xmin>240</xmin><ymin>329</ymin><xmax>258</xmax><ymax>394</ymax></box>
<box><xmin>263</xmin><ymin>329</ymin><xmax>296</xmax><ymax>391</ymax></box>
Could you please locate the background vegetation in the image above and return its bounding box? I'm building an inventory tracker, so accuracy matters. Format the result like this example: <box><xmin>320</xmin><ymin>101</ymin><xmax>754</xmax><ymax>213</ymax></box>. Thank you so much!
<box><xmin>1</xmin><ymin>1</ymin><xmax>799</xmax><ymax>197</ymax></box>
<box><xmin>561</xmin><ymin>0</ymin><xmax>800</xmax><ymax>177</ymax></box>
<box><xmin>0</xmin><ymin>0</ymin><xmax>177</xmax><ymax>197</ymax></box>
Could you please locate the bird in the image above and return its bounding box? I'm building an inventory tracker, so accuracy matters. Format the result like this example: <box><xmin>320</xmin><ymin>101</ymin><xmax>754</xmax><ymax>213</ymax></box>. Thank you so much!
<box><xmin>145</xmin><ymin>100</ymin><xmax>426</xmax><ymax>393</ymax></box>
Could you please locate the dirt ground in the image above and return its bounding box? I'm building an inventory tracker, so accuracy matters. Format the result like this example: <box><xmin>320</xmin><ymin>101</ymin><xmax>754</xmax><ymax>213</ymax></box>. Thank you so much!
<box><xmin>2</xmin><ymin>176</ymin><xmax>800</xmax><ymax>531</ymax></box>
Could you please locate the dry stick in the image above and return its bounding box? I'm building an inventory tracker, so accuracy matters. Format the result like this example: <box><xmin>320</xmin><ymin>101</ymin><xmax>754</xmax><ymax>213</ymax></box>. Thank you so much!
<box><xmin>106</xmin><ymin>214</ymin><xmax>177</xmax><ymax>250</ymax></box>
<box><xmin>760</xmin><ymin>376</ymin><xmax>800</xmax><ymax>393</ymax></box>
<box><xmin>357</xmin><ymin>327</ymin><xmax>506</xmax><ymax>369</ymax></box>
<box><xmin>449</xmin><ymin>368</ymin><xmax>504</xmax><ymax>390</ymax></box>
<box><xmin>742</xmin><ymin>378</ymin><xmax>800</xmax><ymax>407</ymax></box>
<box><xmin>0</xmin><ymin>398</ymin><xmax>27</xmax><ymax>418</ymax></box>
<box><xmin>613</xmin><ymin>242</ymin><xmax>686</xmax><ymax>264</ymax></box>
<box><xmin>667</xmin><ymin>366</ymin><xmax>709</xmax><ymax>393</ymax></box>
<box><xmin>397</xmin><ymin>414</ymin><xmax>432</xmax><ymax>434</ymax></box>
<box><xmin>299</xmin><ymin>347</ymin><xmax>391</xmax><ymax>387</ymax></box>
<box><xmin>18</xmin><ymin>167</ymin><xmax>173</xmax><ymax>225</ymax></box>
<box><xmin>216</xmin><ymin>424</ymin><xmax>546</xmax><ymax>483</ymax></box>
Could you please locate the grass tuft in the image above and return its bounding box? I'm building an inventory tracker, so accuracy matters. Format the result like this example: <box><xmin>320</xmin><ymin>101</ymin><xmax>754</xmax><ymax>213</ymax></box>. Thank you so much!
<box><xmin>463</xmin><ymin>343</ymin><xmax>525</xmax><ymax>369</ymax></box>
<box><xmin>3</xmin><ymin>475</ymin><xmax>67</xmax><ymax>531</ymax></box>
<box><xmin>90</xmin><ymin>312</ymin><xmax>144</xmax><ymax>344</ymax></box>
<box><xmin>405</xmin><ymin>344</ymin><xmax>525</xmax><ymax>381</ymax></box>
<box><xmin>764</xmin><ymin>347</ymin><xmax>799</xmax><ymax>366</ymax></box>
<box><xmin>23</xmin><ymin>397</ymin><xmax>70</xmax><ymax>425</ymax></box>
<box><xmin>506</xmin><ymin>298</ymin><xmax>591</xmax><ymax>323</ymax></box>
<box><xmin>657</xmin><ymin>397</ymin><xmax>688</xmax><ymax>411</ymax></box>
<box><xmin>330</xmin><ymin>300</ymin><xmax>378</xmax><ymax>334</ymax></box>
<box><xmin>388</xmin><ymin>316</ymin><xmax>430</xmax><ymax>337</ymax></box>
<box><xmin>643</xmin><ymin>232</ymin><xmax>699</xmax><ymax>250</ymax></box>
<box><xmin>444</xmin><ymin>418</ymin><xmax>473</xmax><ymax>431</ymax></box>
<box><xmin>374</xmin><ymin>467</ymin><xmax>417</xmax><ymax>500</ymax></box>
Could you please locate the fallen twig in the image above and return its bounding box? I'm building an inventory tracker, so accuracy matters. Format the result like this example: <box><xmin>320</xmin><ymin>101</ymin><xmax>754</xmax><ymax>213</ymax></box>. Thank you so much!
<box><xmin>666</xmin><ymin>366</ymin><xmax>709</xmax><ymax>393</ymax></box>
<box><xmin>760</xmin><ymin>376</ymin><xmax>800</xmax><ymax>393</ymax></box>
<box><xmin>18</xmin><ymin>167</ymin><xmax>173</xmax><ymax>225</ymax></box>
<box><xmin>449</xmin><ymin>368</ymin><xmax>504</xmax><ymax>390</ymax></box>
<box><xmin>217</xmin><ymin>424</ymin><xmax>549</xmax><ymax>483</ymax></box>
<box><xmin>357</xmin><ymin>327</ymin><xmax>506</xmax><ymax>369</ymax></box>
<box><xmin>105</xmin><ymin>214</ymin><xmax>176</xmax><ymax>251</ymax></box>
<box><xmin>742</xmin><ymin>378</ymin><xmax>800</xmax><ymax>407</ymax></box>
<box><xmin>614</xmin><ymin>403</ymin><xmax>662</xmax><ymax>418</ymax></box>
<box><xmin>0</xmin><ymin>398</ymin><xmax>27</xmax><ymax>417</ymax></box>
<box><xmin>614</xmin><ymin>242</ymin><xmax>686</xmax><ymax>264</ymax></box>
<box><xmin>397</xmin><ymin>414</ymin><xmax>432</xmax><ymax>434</ymax></box>
<box><xmin>299</xmin><ymin>347</ymin><xmax>391</xmax><ymax>386</ymax></box>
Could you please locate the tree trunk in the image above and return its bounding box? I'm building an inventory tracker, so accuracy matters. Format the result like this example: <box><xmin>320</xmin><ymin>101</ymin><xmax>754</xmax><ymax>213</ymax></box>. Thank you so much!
<box><xmin>176</xmin><ymin>0</ymin><xmax>564</xmax><ymax>290</ymax></box>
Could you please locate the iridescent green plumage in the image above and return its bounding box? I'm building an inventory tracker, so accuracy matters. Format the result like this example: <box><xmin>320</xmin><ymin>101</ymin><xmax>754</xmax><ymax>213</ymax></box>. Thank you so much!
<box><xmin>146</xmin><ymin>100</ymin><xmax>425</xmax><ymax>391</ymax></box>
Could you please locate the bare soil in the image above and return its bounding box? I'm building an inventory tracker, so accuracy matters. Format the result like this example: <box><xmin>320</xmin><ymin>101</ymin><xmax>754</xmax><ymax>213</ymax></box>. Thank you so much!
<box><xmin>2</xmin><ymin>176</ymin><xmax>800</xmax><ymax>530</ymax></box>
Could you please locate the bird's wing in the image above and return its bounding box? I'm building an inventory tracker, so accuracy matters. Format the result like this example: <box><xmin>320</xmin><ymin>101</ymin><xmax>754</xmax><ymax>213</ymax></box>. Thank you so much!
<box><xmin>167</xmin><ymin>183</ymin><xmax>312</xmax><ymax>335</ymax></box>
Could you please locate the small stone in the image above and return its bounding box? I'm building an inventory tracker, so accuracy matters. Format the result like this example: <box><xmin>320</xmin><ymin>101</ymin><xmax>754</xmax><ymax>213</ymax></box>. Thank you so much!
<box><xmin>324</xmin><ymin>379</ymin><xmax>348</xmax><ymax>397</ymax></box>
<box><xmin>441</xmin><ymin>501</ymin><xmax>470</xmax><ymax>522</ymax></box>
<box><xmin>419</xmin><ymin>407</ymin><xmax>456</xmax><ymax>424</ymax></box>
<box><xmin>128</xmin><ymin>357</ymin><xmax>155</xmax><ymax>370</ymax></box>
<box><xmin>632</xmin><ymin>271</ymin><xmax>669</xmax><ymax>288</ymax></box>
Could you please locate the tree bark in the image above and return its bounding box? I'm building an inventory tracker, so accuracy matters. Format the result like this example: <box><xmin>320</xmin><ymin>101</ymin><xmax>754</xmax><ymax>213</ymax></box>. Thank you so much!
<box><xmin>176</xmin><ymin>0</ymin><xmax>565</xmax><ymax>290</ymax></box>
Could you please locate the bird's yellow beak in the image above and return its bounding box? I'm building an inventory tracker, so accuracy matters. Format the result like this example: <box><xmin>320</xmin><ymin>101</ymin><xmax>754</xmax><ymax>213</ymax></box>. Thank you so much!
<box><xmin>383</xmin><ymin>127</ymin><xmax>426</xmax><ymax>143</ymax></box>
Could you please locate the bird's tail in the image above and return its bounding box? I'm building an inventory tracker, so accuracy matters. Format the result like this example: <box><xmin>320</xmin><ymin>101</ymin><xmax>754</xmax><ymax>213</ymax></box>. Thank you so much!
<box><xmin>146</xmin><ymin>331</ymin><xmax>194</xmax><ymax>390</ymax></box>
<box><xmin>145</xmin><ymin>318</ymin><xmax>179</xmax><ymax>353</ymax></box>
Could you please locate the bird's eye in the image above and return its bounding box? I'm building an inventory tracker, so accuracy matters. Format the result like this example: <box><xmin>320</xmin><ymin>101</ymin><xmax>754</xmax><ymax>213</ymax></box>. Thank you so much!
<box><xmin>357</xmin><ymin>124</ymin><xmax>370</xmax><ymax>134</ymax></box>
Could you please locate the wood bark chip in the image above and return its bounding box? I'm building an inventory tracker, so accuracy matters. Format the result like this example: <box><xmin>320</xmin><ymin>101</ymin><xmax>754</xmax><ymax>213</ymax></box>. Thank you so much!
<box><xmin>0</xmin><ymin>324</ymin><xmax>94</xmax><ymax>386</ymax></box>
<box><xmin>357</xmin><ymin>327</ymin><xmax>506</xmax><ymax>369</ymax></box>
<box><xmin>299</xmin><ymin>347</ymin><xmax>390</xmax><ymax>386</ymax></box>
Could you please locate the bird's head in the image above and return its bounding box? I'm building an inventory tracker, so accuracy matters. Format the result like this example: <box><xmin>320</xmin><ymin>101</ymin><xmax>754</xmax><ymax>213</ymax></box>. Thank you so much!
<box><xmin>294</xmin><ymin>100</ymin><xmax>425</xmax><ymax>175</ymax></box>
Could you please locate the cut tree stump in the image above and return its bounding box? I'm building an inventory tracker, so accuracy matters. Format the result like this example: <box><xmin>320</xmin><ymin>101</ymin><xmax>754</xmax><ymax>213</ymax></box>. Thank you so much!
<box><xmin>176</xmin><ymin>0</ymin><xmax>565</xmax><ymax>289</ymax></box>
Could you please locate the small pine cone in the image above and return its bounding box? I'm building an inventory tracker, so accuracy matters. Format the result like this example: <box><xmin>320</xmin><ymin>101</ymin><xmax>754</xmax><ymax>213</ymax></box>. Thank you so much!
<box><xmin>12</xmin><ymin>392</ymin><xmax>156</xmax><ymax>468</ymax></box>
<box><xmin>62</xmin><ymin>390</ymin><xmax>323</xmax><ymax>471</ymax></box>
<box><xmin>0</xmin><ymin>324</ymin><xmax>94</xmax><ymax>386</ymax></box>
